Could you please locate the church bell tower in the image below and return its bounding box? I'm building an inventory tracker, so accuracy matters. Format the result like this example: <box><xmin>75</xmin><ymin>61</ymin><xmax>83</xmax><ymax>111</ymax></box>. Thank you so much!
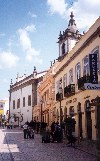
<box><xmin>58</xmin><ymin>12</ymin><xmax>81</xmax><ymax>60</ymax></box>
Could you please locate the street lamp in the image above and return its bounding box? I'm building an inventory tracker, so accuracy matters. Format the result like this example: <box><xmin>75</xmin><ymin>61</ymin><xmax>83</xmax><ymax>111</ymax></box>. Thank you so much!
<box><xmin>40</xmin><ymin>99</ymin><xmax>43</xmax><ymax>132</ymax></box>
<box><xmin>18</xmin><ymin>112</ymin><xmax>20</xmax><ymax>126</ymax></box>
<box><xmin>27</xmin><ymin>110</ymin><xmax>29</xmax><ymax>122</ymax></box>
<box><xmin>59</xmin><ymin>86</ymin><xmax>63</xmax><ymax>126</ymax></box>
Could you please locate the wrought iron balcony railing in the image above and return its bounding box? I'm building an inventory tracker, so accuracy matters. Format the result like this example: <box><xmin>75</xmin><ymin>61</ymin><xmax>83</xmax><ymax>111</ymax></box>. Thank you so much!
<box><xmin>64</xmin><ymin>84</ymin><xmax>75</xmax><ymax>97</ymax></box>
<box><xmin>78</xmin><ymin>75</ymin><xmax>91</xmax><ymax>90</ymax></box>
<box><xmin>56</xmin><ymin>92</ymin><xmax>63</xmax><ymax>101</ymax></box>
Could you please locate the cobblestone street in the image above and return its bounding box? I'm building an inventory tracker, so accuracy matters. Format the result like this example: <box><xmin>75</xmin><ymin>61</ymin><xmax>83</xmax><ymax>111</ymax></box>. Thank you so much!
<box><xmin>0</xmin><ymin>128</ymin><xmax>97</xmax><ymax>161</ymax></box>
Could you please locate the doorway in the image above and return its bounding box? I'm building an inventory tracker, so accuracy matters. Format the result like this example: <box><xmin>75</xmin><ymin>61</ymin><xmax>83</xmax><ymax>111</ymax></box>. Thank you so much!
<box><xmin>86</xmin><ymin>111</ymin><xmax>92</xmax><ymax>139</ymax></box>
<box><xmin>96</xmin><ymin>105</ymin><xmax>100</xmax><ymax>149</ymax></box>
<box><xmin>77</xmin><ymin>102</ymin><xmax>82</xmax><ymax>138</ymax></box>
<box><xmin>85</xmin><ymin>100</ymin><xmax>92</xmax><ymax>140</ymax></box>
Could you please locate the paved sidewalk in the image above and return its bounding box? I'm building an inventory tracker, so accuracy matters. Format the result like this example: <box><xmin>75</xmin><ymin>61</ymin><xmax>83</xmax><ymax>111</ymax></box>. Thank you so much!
<box><xmin>75</xmin><ymin>139</ymin><xmax>97</xmax><ymax>157</ymax></box>
<box><xmin>0</xmin><ymin>127</ymin><xmax>98</xmax><ymax>161</ymax></box>
<box><xmin>61</xmin><ymin>133</ymin><xmax>97</xmax><ymax>157</ymax></box>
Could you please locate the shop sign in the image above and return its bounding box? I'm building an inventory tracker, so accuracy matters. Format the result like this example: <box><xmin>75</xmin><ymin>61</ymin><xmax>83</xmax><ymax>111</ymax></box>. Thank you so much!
<box><xmin>84</xmin><ymin>83</ymin><xmax>100</xmax><ymax>90</ymax></box>
<box><xmin>89</xmin><ymin>53</ymin><xmax>98</xmax><ymax>84</ymax></box>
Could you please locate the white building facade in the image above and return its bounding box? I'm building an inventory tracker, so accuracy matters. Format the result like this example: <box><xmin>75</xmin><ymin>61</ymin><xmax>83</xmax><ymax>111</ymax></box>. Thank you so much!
<box><xmin>9</xmin><ymin>70</ymin><xmax>47</xmax><ymax>126</ymax></box>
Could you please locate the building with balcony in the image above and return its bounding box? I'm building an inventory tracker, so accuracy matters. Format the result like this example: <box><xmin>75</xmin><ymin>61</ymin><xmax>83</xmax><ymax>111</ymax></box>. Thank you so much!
<box><xmin>33</xmin><ymin>61</ymin><xmax>60</xmax><ymax>126</ymax></box>
<box><xmin>54</xmin><ymin>12</ymin><xmax>100</xmax><ymax>140</ymax></box>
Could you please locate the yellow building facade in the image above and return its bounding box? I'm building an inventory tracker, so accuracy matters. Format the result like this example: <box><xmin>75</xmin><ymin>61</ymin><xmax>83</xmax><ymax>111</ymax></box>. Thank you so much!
<box><xmin>0</xmin><ymin>100</ymin><xmax>5</xmax><ymax>115</ymax></box>
<box><xmin>54</xmin><ymin>16</ymin><xmax>100</xmax><ymax>140</ymax></box>
<box><xmin>33</xmin><ymin>61</ymin><xmax>60</xmax><ymax>126</ymax></box>
<box><xmin>33</xmin><ymin>13</ymin><xmax>100</xmax><ymax>141</ymax></box>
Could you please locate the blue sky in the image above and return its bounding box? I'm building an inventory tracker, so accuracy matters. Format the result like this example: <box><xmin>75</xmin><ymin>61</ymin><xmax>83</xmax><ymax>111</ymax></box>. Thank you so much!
<box><xmin>0</xmin><ymin>0</ymin><xmax>100</xmax><ymax>100</ymax></box>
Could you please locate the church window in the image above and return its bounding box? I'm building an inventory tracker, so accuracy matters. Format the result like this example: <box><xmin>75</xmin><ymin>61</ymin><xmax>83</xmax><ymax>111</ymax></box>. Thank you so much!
<box><xmin>62</xmin><ymin>43</ymin><xmax>65</xmax><ymax>55</ymax></box>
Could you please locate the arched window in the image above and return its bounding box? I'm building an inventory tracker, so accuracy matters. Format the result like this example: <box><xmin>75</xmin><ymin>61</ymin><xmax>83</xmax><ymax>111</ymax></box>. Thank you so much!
<box><xmin>62</xmin><ymin>43</ymin><xmax>65</xmax><ymax>55</ymax></box>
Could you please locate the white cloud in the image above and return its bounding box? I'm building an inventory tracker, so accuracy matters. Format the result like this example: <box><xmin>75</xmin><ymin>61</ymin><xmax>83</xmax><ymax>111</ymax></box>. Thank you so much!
<box><xmin>25</xmin><ymin>24</ymin><xmax>36</xmax><ymax>32</ymax></box>
<box><xmin>47</xmin><ymin>0</ymin><xmax>100</xmax><ymax>30</ymax></box>
<box><xmin>69</xmin><ymin>0</ymin><xmax>100</xmax><ymax>30</ymax></box>
<box><xmin>28</xmin><ymin>11</ymin><xmax>37</xmax><ymax>18</ymax></box>
<box><xmin>47</xmin><ymin>0</ymin><xmax>67</xmax><ymax>16</ymax></box>
<box><xmin>18</xmin><ymin>24</ymin><xmax>42</xmax><ymax>63</ymax></box>
<box><xmin>0</xmin><ymin>51</ymin><xmax>19</xmax><ymax>69</ymax></box>
<box><xmin>18</xmin><ymin>29</ymin><xmax>31</xmax><ymax>51</ymax></box>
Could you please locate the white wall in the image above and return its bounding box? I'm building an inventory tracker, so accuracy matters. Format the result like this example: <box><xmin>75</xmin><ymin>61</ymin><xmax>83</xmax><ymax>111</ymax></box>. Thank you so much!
<box><xmin>10</xmin><ymin>84</ymin><xmax>32</xmax><ymax>125</ymax></box>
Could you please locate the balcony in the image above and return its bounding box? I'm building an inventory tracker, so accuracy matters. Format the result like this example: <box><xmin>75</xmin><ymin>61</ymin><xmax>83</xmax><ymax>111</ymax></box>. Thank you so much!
<box><xmin>64</xmin><ymin>84</ymin><xmax>75</xmax><ymax>97</ymax></box>
<box><xmin>56</xmin><ymin>92</ymin><xmax>63</xmax><ymax>101</ymax></box>
<box><xmin>78</xmin><ymin>75</ymin><xmax>91</xmax><ymax>90</ymax></box>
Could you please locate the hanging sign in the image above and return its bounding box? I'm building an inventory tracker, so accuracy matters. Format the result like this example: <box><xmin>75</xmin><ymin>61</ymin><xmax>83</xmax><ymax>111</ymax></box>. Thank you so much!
<box><xmin>84</xmin><ymin>83</ymin><xmax>100</xmax><ymax>90</ymax></box>
<box><xmin>89</xmin><ymin>53</ymin><xmax>98</xmax><ymax>84</ymax></box>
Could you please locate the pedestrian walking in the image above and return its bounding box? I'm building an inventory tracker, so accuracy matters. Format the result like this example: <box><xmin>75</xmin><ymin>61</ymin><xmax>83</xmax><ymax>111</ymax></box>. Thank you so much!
<box><xmin>6</xmin><ymin>122</ymin><xmax>10</xmax><ymax>129</ymax></box>
<box><xmin>23</xmin><ymin>123</ymin><xmax>28</xmax><ymax>139</ymax></box>
<box><xmin>31</xmin><ymin>128</ymin><xmax>34</xmax><ymax>139</ymax></box>
<box><xmin>10</xmin><ymin>121</ymin><xmax>13</xmax><ymax>129</ymax></box>
<box><xmin>2</xmin><ymin>122</ymin><xmax>5</xmax><ymax>129</ymax></box>
<box><xmin>27</xmin><ymin>127</ymin><xmax>31</xmax><ymax>139</ymax></box>
<box><xmin>36</xmin><ymin>121</ymin><xmax>40</xmax><ymax>133</ymax></box>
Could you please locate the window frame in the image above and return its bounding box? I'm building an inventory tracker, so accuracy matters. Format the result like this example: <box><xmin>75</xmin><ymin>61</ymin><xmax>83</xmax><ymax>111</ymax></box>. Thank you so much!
<box><xmin>13</xmin><ymin>100</ymin><xmax>15</xmax><ymax>109</ymax></box>
<box><xmin>23</xmin><ymin>97</ymin><xmax>25</xmax><ymax>107</ymax></box>
<box><xmin>83</xmin><ymin>55</ymin><xmax>89</xmax><ymax>76</ymax></box>
<box><xmin>28</xmin><ymin>95</ymin><xmax>31</xmax><ymax>106</ymax></box>
<box><xmin>69</xmin><ymin>68</ymin><xmax>73</xmax><ymax>84</ymax></box>
<box><xmin>75</xmin><ymin>62</ymin><xmax>81</xmax><ymax>83</ymax></box>
<box><xmin>62</xmin><ymin>43</ymin><xmax>65</xmax><ymax>55</ymax></box>
<box><xmin>63</xmin><ymin>73</ymin><xmax>67</xmax><ymax>88</ymax></box>
<box><xmin>17</xmin><ymin>98</ymin><xmax>20</xmax><ymax>109</ymax></box>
